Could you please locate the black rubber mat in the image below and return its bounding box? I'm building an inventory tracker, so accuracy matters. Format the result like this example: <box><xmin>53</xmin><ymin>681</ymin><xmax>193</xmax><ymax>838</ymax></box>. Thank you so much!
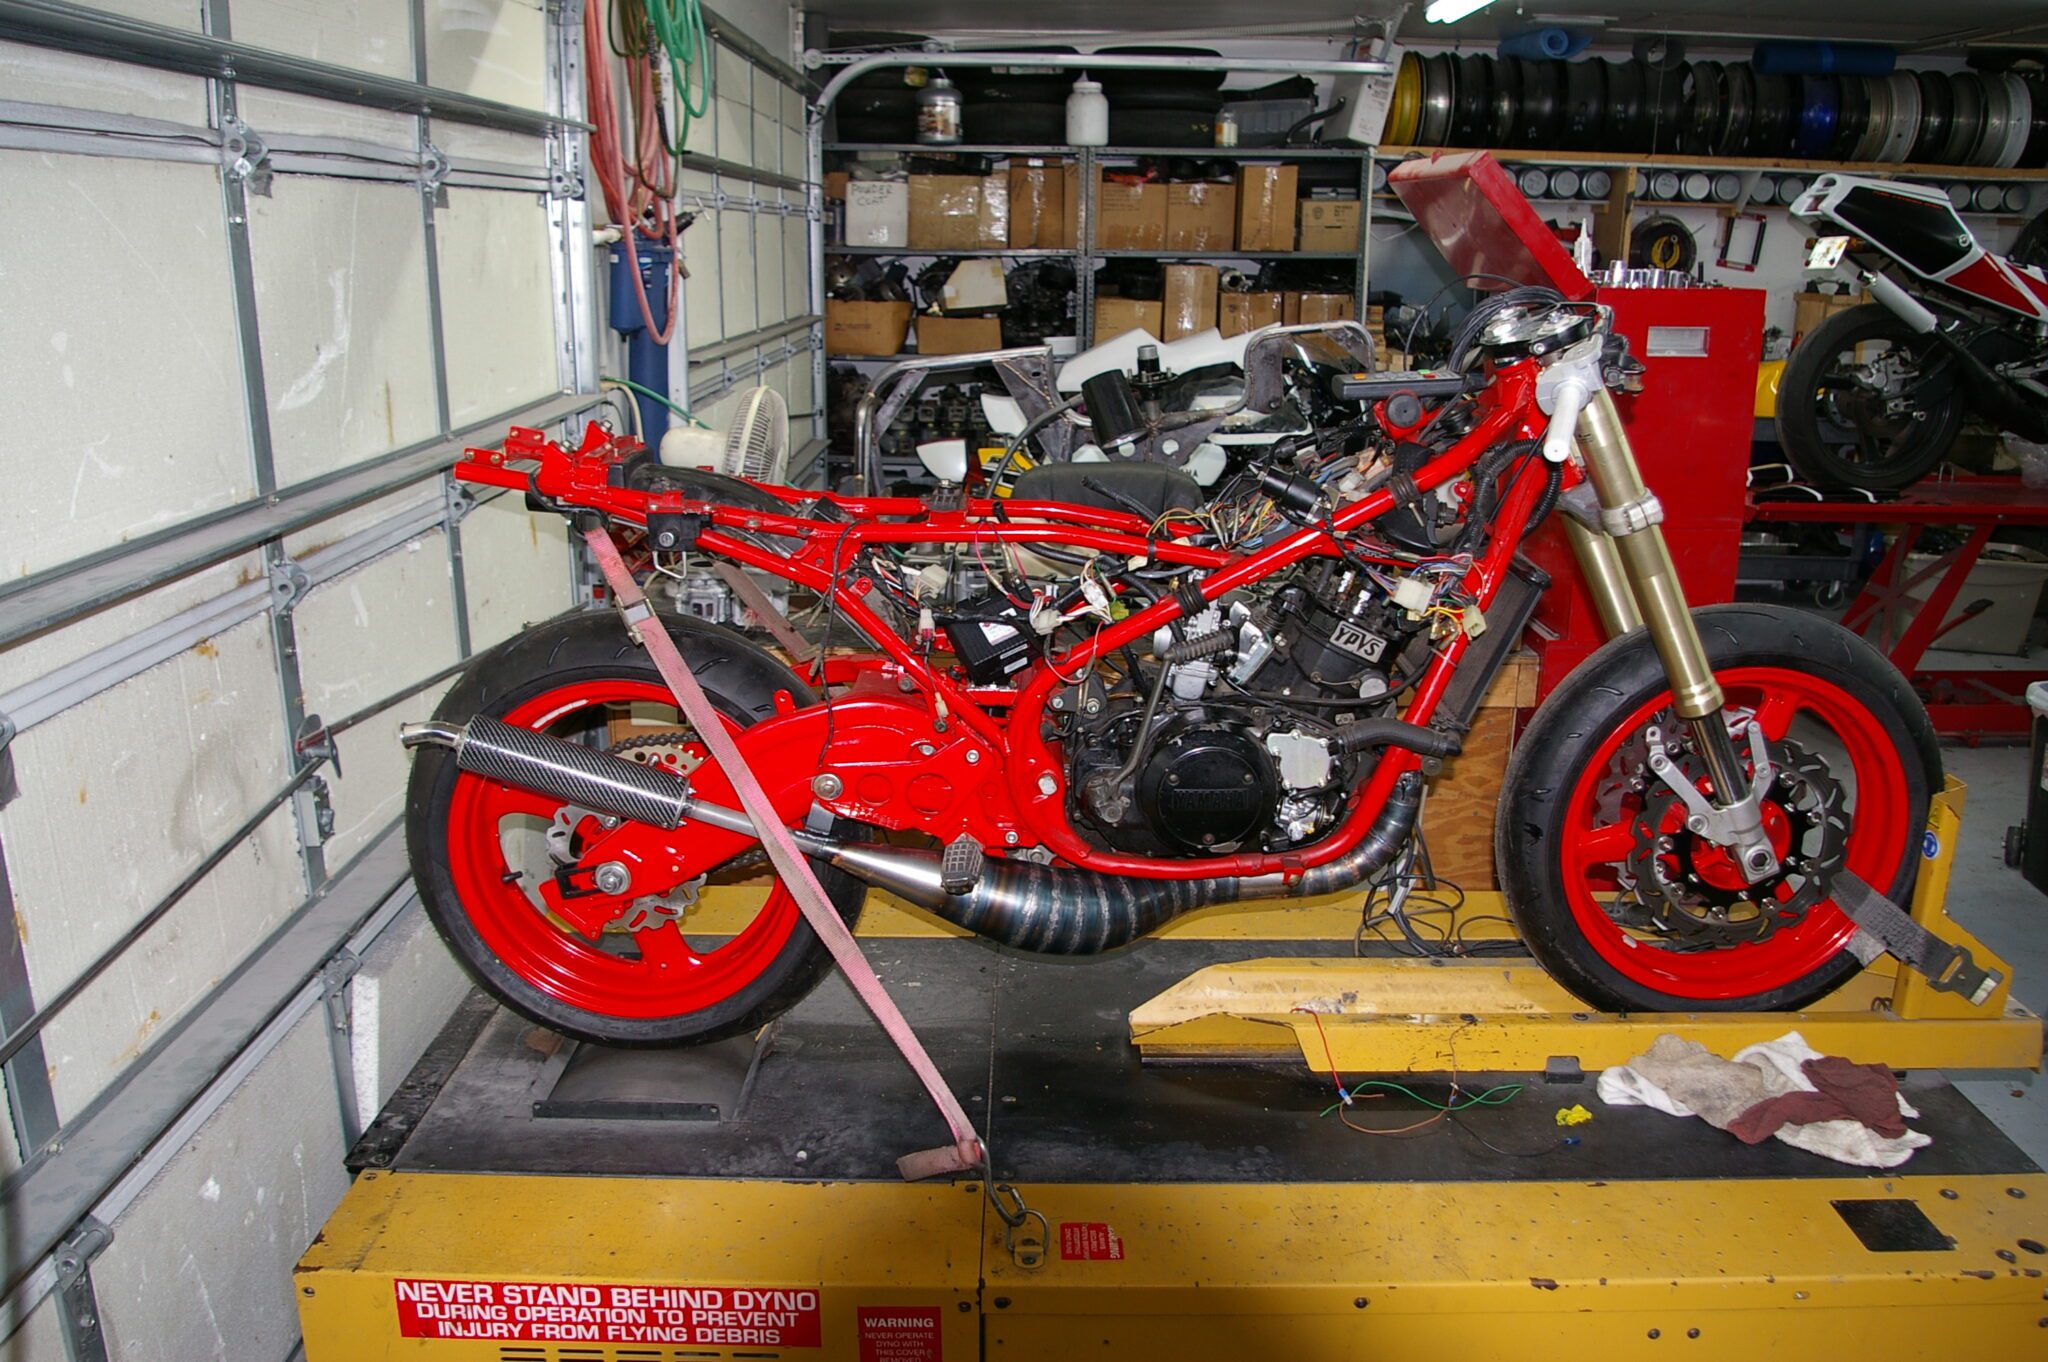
<box><xmin>379</xmin><ymin>938</ymin><xmax>2039</xmax><ymax>1185</ymax></box>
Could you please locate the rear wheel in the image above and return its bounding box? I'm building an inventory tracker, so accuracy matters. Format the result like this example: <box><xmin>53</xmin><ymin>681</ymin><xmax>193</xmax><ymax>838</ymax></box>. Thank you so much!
<box><xmin>1499</xmin><ymin>604</ymin><xmax>1940</xmax><ymax>1013</ymax></box>
<box><xmin>1776</xmin><ymin>302</ymin><xmax>1966</xmax><ymax>492</ymax></box>
<box><xmin>406</xmin><ymin>611</ymin><xmax>865</xmax><ymax>1046</ymax></box>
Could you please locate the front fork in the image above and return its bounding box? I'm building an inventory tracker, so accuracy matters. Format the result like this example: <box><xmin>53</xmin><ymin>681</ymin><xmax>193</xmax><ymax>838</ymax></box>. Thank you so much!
<box><xmin>1562</xmin><ymin>386</ymin><xmax>1782</xmax><ymax>883</ymax></box>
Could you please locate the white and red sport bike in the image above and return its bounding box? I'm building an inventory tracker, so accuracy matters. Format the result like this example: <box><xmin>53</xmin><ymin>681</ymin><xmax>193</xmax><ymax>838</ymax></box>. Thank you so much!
<box><xmin>1783</xmin><ymin>173</ymin><xmax>2048</xmax><ymax>491</ymax></box>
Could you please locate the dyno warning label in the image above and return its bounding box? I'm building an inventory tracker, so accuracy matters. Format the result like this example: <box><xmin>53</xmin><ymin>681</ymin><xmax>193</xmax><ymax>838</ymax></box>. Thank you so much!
<box><xmin>393</xmin><ymin>1278</ymin><xmax>821</xmax><ymax>1347</ymax></box>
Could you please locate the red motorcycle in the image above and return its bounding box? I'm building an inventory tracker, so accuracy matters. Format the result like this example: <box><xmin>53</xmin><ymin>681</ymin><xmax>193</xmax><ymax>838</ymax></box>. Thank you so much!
<box><xmin>402</xmin><ymin>303</ymin><xmax>1943</xmax><ymax>1048</ymax></box>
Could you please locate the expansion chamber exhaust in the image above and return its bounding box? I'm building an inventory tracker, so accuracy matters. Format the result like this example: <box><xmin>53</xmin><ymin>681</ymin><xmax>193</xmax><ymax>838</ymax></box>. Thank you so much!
<box><xmin>403</xmin><ymin>718</ymin><xmax>1423</xmax><ymax>954</ymax></box>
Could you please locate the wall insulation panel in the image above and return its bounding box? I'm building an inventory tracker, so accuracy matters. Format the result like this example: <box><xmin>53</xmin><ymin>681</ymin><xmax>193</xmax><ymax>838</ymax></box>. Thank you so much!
<box><xmin>436</xmin><ymin>187</ymin><xmax>562</xmax><ymax>426</ymax></box>
<box><xmin>719</xmin><ymin>207</ymin><xmax>760</xmax><ymax>338</ymax></box>
<box><xmin>681</xmin><ymin>170</ymin><xmax>723</xmax><ymax>350</ymax></box>
<box><xmin>347</xmin><ymin>901</ymin><xmax>471</xmax><ymax>1120</ymax></box>
<box><xmin>234</xmin><ymin>86</ymin><xmax>420</xmax><ymax>145</ymax></box>
<box><xmin>756</xmin><ymin>210</ymin><xmax>788</xmax><ymax>325</ymax></box>
<box><xmin>424</xmin><ymin>0</ymin><xmax>548</xmax><ymax>109</ymax></box>
<box><xmin>231</xmin><ymin>0</ymin><xmax>413</xmax><ymax>81</ymax></box>
<box><xmin>290</xmin><ymin>538</ymin><xmax>461</xmax><ymax>866</ymax></box>
<box><xmin>460</xmin><ymin>491</ymin><xmax>573</xmax><ymax>652</ymax></box>
<box><xmin>0</xmin><ymin>39</ymin><xmax>207</xmax><ymax>122</ymax></box>
<box><xmin>73</xmin><ymin>0</ymin><xmax>202</xmax><ymax>31</ymax></box>
<box><xmin>2</xmin><ymin>1294</ymin><xmax>68</xmax><ymax>1362</ymax></box>
<box><xmin>248</xmin><ymin>179</ymin><xmax>440</xmax><ymax>488</ymax></box>
<box><xmin>0</xmin><ymin>612</ymin><xmax>301</xmax><ymax>1118</ymax></box>
<box><xmin>0</xmin><ymin>555</ymin><xmax>257</xmax><ymax>694</ymax></box>
<box><xmin>1</xmin><ymin>152</ymin><xmax>253</xmax><ymax>580</ymax></box>
<box><xmin>90</xmin><ymin>1010</ymin><xmax>349</xmax><ymax>1362</ymax></box>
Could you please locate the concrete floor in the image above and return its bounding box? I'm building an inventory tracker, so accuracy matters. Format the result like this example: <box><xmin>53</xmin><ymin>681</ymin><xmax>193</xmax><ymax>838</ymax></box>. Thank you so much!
<box><xmin>1937</xmin><ymin>742</ymin><xmax>2048</xmax><ymax>1166</ymax></box>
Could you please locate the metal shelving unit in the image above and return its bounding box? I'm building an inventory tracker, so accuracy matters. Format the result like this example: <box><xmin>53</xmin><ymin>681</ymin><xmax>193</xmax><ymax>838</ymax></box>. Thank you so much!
<box><xmin>824</xmin><ymin>142</ymin><xmax>1375</xmax><ymax>352</ymax></box>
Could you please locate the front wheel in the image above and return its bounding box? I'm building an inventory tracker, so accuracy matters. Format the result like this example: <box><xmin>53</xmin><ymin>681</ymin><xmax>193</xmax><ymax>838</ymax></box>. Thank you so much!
<box><xmin>1498</xmin><ymin>604</ymin><xmax>1941</xmax><ymax>1013</ymax></box>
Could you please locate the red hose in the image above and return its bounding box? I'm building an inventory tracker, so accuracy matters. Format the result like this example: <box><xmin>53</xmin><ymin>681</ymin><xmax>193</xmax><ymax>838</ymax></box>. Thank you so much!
<box><xmin>585</xmin><ymin>0</ymin><xmax>681</xmax><ymax>346</ymax></box>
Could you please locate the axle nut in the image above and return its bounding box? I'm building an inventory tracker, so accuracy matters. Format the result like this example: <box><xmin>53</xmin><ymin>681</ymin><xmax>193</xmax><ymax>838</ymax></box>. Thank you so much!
<box><xmin>593</xmin><ymin>861</ymin><xmax>631</xmax><ymax>896</ymax></box>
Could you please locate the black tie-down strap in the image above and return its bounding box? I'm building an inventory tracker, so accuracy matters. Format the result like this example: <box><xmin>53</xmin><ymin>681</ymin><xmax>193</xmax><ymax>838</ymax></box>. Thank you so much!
<box><xmin>1831</xmin><ymin>870</ymin><xmax>2003</xmax><ymax>1007</ymax></box>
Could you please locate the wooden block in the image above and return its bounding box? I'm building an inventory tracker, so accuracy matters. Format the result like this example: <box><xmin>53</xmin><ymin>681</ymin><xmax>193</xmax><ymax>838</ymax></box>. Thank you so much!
<box><xmin>1416</xmin><ymin>653</ymin><xmax>1536</xmax><ymax>890</ymax></box>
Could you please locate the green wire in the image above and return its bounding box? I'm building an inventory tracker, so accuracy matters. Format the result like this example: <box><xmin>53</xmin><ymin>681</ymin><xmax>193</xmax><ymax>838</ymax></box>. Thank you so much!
<box><xmin>1318</xmin><ymin>1081</ymin><xmax>1523</xmax><ymax>1120</ymax></box>
<box><xmin>601</xmin><ymin>374</ymin><xmax>711</xmax><ymax>428</ymax></box>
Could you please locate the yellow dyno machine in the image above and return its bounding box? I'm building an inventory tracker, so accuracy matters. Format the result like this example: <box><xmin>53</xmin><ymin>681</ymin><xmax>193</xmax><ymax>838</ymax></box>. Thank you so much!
<box><xmin>299</xmin><ymin>778</ymin><xmax>2047</xmax><ymax>1360</ymax></box>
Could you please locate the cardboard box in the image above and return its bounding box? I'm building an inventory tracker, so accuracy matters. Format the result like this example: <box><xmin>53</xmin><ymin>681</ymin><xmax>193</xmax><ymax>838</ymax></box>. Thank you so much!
<box><xmin>824</xmin><ymin>170</ymin><xmax>849</xmax><ymax>201</ymax></box>
<box><xmin>1793</xmin><ymin>288</ymin><xmax>1868</xmax><ymax>344</ymax></box>
<box><xmin>1095</xmin><ymin>297</ymin><xmax>1163</xmax><ymax>344</ymax></box>
<box><xmin>826</xmin><ymin>299</ymin><xmax>912</xmax><ymax>356</ymax></box>
<box><xmin>908</xmin><ymin>174</ymin><xmax>1008</xmax><ymax>250</ymax></box>
<box><xmin>1236</xmin><ymin>164</ymin><xmax>1299</xmax><ymax>251</ymax></box>
<box><xmin>1284</xmin><ymin>292</ymin><xmax>1356</xmax><ymax>325</ymax></box>
<box><xmin>1061</xmin><ymin>161</ymin><xmax>1080</xmax><ymax>247</ymax></box>
<box><xmin>1299</xmin><ymin>198</ymin><xmax>1361</xmax><ymax>252</ymax></box>
<box><xmin>1166</xmin><ymin>182</ymin><xmax>1236</xmax><ymax>251</ymax></box>
<box><xmin>1162</xmin><ymin>264</ymin><xmax>1219</xmax><ymax>341</ymax></box>
<box><xmin>1220</xmin><ymin>291</ymin><xmax>1284</xmax><ymax>338</ymax></box>
<box><xmin>1098</xmin><ymin>178</ymin><xmax>1167</xmax><ymax>251</ymax></box>
<box><xmin>845</xmin><ymin>180</ymin><xmax>908</xmax><ymax>247</ymax></box>
<box><xmin>916</xmin><ymin>315</ymin><xmax>1004</xmax><ymax>355</ymax></box>
<box><xmin>1008</xmin><ymin>158</ymin><xmax>1068</xmax><ymax>248</ymax></box>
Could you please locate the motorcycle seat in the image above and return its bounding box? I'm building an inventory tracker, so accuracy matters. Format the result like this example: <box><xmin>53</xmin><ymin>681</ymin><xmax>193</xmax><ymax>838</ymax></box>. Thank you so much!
<box><xmin>1011</xmin><ymin>462</ymin><xmax>1204</xmax><ymax>520</ymax></box>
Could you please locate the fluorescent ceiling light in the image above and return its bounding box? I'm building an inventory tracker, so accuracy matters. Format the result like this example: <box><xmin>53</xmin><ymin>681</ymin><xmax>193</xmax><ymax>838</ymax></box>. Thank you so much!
<box><xmin>1425</xmin><ymin>0</ymin><xmax>1498</xmax><ymax>22</ymax></box>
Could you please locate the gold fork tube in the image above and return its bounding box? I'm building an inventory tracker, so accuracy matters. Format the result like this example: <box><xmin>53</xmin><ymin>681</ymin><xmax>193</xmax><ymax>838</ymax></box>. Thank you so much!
<box><xmin>1563</xmin><ymin>518</ymin><xmax>1644</xmax><ymax>638</ymax></box>
<box><xmin>1573</xmin><ymin>388</ymin><xmax>1724</xmax><ymax>721</ymax></box>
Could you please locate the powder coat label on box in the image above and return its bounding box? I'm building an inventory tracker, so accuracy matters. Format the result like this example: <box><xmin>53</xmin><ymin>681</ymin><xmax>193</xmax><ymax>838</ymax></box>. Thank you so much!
<box><xmin>1058</xmin><ymin>1222</ymin><xmax>1125</xmax><ymax>1260</ymax></box>
<box><xmin>392</xmin><ymin>1279</ymin><xmax>821</xmax><ymax>1347</ymax></box>
<box><xmin>856</xmin><ymin>1305</ymin><xmax>942</xmax><ymax>1361</ymax></box>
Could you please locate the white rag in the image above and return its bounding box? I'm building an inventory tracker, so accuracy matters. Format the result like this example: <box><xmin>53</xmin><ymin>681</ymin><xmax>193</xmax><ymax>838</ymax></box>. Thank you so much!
<box><xmin>1598</xmin><ymin>1030</ymin><xmax>1929</xmax><ymax>1169</ymax></box>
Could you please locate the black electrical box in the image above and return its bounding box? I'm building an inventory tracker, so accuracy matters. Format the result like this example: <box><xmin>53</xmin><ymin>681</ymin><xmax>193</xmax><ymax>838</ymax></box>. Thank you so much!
<box><xmin>938</xmin><ymin>596</ymin><xmax>1037</xmax><ymax>684</ymax></box>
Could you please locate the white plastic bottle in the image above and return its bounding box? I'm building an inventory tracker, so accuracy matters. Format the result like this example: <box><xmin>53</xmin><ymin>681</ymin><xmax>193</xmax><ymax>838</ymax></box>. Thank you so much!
<box><xmin>1066</xmin><ymin>76</ymin><xmax>1108</xmax><ymax>147</ymax></box>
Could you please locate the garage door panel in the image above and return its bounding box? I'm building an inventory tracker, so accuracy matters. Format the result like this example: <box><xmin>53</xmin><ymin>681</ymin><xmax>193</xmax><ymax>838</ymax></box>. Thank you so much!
<box><xmin>231</xmin><ymin>0</ymin><xmax>413</xmax><ymax>81</ymax></box>
<box><xmin>1</xmin><ymin>152</ymin><xmax>252</xmax><ymax>580</ymax></box>
<box><xmin>424</xmin><ymin>0</ymin><xmax>548</xmax><ymax>110</ymax></box>
<box><xmin>248</xmin><ymin>179</ymin><xmax>439</xmax><ymax>488</ymax></box>
<box><xmin>435</xmin><ymin>188</ymin><xmax>562</xmax><ymax>426</ymax></box>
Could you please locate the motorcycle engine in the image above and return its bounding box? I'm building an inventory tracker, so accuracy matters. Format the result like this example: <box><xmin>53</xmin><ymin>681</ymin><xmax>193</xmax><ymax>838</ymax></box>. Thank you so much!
<box><xmin>1062</xmin><ymin>561</ymin><xmax>1432</xmax><ymax>858</ymax></box>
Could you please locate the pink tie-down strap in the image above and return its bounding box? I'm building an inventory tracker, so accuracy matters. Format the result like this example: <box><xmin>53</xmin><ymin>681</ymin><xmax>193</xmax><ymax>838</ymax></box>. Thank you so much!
<box><xmin>583</xmin><ymin>525</ymin><xmax>983</xmax><ymax>1181</ymax></box>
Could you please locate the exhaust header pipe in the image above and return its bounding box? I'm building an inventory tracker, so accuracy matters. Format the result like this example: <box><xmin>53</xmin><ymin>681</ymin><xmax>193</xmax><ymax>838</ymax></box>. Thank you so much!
<box><xmin>404</xmin><ymin>715</ymin><xmax>1422</xmax><ymax>955</ymax></box>
<box><xmin>819</xmin><ymin>773</ymin><xmax>1424</xmax><ymax>954</ymax></box>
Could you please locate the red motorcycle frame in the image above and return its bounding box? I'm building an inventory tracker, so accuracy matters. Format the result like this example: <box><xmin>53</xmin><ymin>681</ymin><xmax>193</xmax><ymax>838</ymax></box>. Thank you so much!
<box><xmin>453</xmin><ymin>363</ymin><xmax>1554</xmax><ymax>912</ymax></box>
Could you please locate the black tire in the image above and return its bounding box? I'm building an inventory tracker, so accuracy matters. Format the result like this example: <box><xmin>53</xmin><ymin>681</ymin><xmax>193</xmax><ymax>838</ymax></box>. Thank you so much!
<box><xmin>1109</xmin><ymin>105</ymin><xmax>1222</xmax><ymax>148</ymax></box>
<box><xmin>1498</xmin><ymin>603</ymin><xmax>1941</xmax><ymax>1014</ymax></box>
<box><xmin>2013</xmin><ymin>211</ymin><xmax>2048</xmax><ymax>269</ymax></box>
<box><xmin>1775</xmin><ymin>302</ymin><xmax>1967</xmax><ymax>492</ymax></box>
<box><xmin>962</xmin><ymin>100</ymin><xmax>1067</xmax><ymax>144</ymax></box>
<box><xmin>1093</xmin><ymin>47</ymin><xmax>1226</xmax><ymax>99</ymax></box>
<box><xmin>406</xmin><ymin>610</ymin><xmax>866</xmax><ymax>1047</ymax></box>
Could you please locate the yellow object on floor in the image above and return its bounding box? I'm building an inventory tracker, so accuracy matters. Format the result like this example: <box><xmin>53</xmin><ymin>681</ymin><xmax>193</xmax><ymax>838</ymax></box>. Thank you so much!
<box><xmin>1555</xmin><ymin>1103</ymin><xmax>1593</xmax><ymax>1127</ymax></box>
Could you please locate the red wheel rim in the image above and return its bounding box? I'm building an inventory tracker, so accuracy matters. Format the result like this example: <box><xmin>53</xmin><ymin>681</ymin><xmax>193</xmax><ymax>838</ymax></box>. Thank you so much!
<box><xmin>444</xmin><ymin>678</ymin><xmax>800</xmax><ymax>1020</ymax></box>
<box><xmin>1556</xmin><ymin>666</ymin><xmax>1911</xmax><ymax>1002</ymax></box>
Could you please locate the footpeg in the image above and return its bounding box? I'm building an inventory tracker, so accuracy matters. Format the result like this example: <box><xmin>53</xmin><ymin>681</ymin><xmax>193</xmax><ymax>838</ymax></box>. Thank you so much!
<box><xmin>940</xmin><ymin>835</ymin><xmax>984</xmax><ymax>897</ymax></box>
